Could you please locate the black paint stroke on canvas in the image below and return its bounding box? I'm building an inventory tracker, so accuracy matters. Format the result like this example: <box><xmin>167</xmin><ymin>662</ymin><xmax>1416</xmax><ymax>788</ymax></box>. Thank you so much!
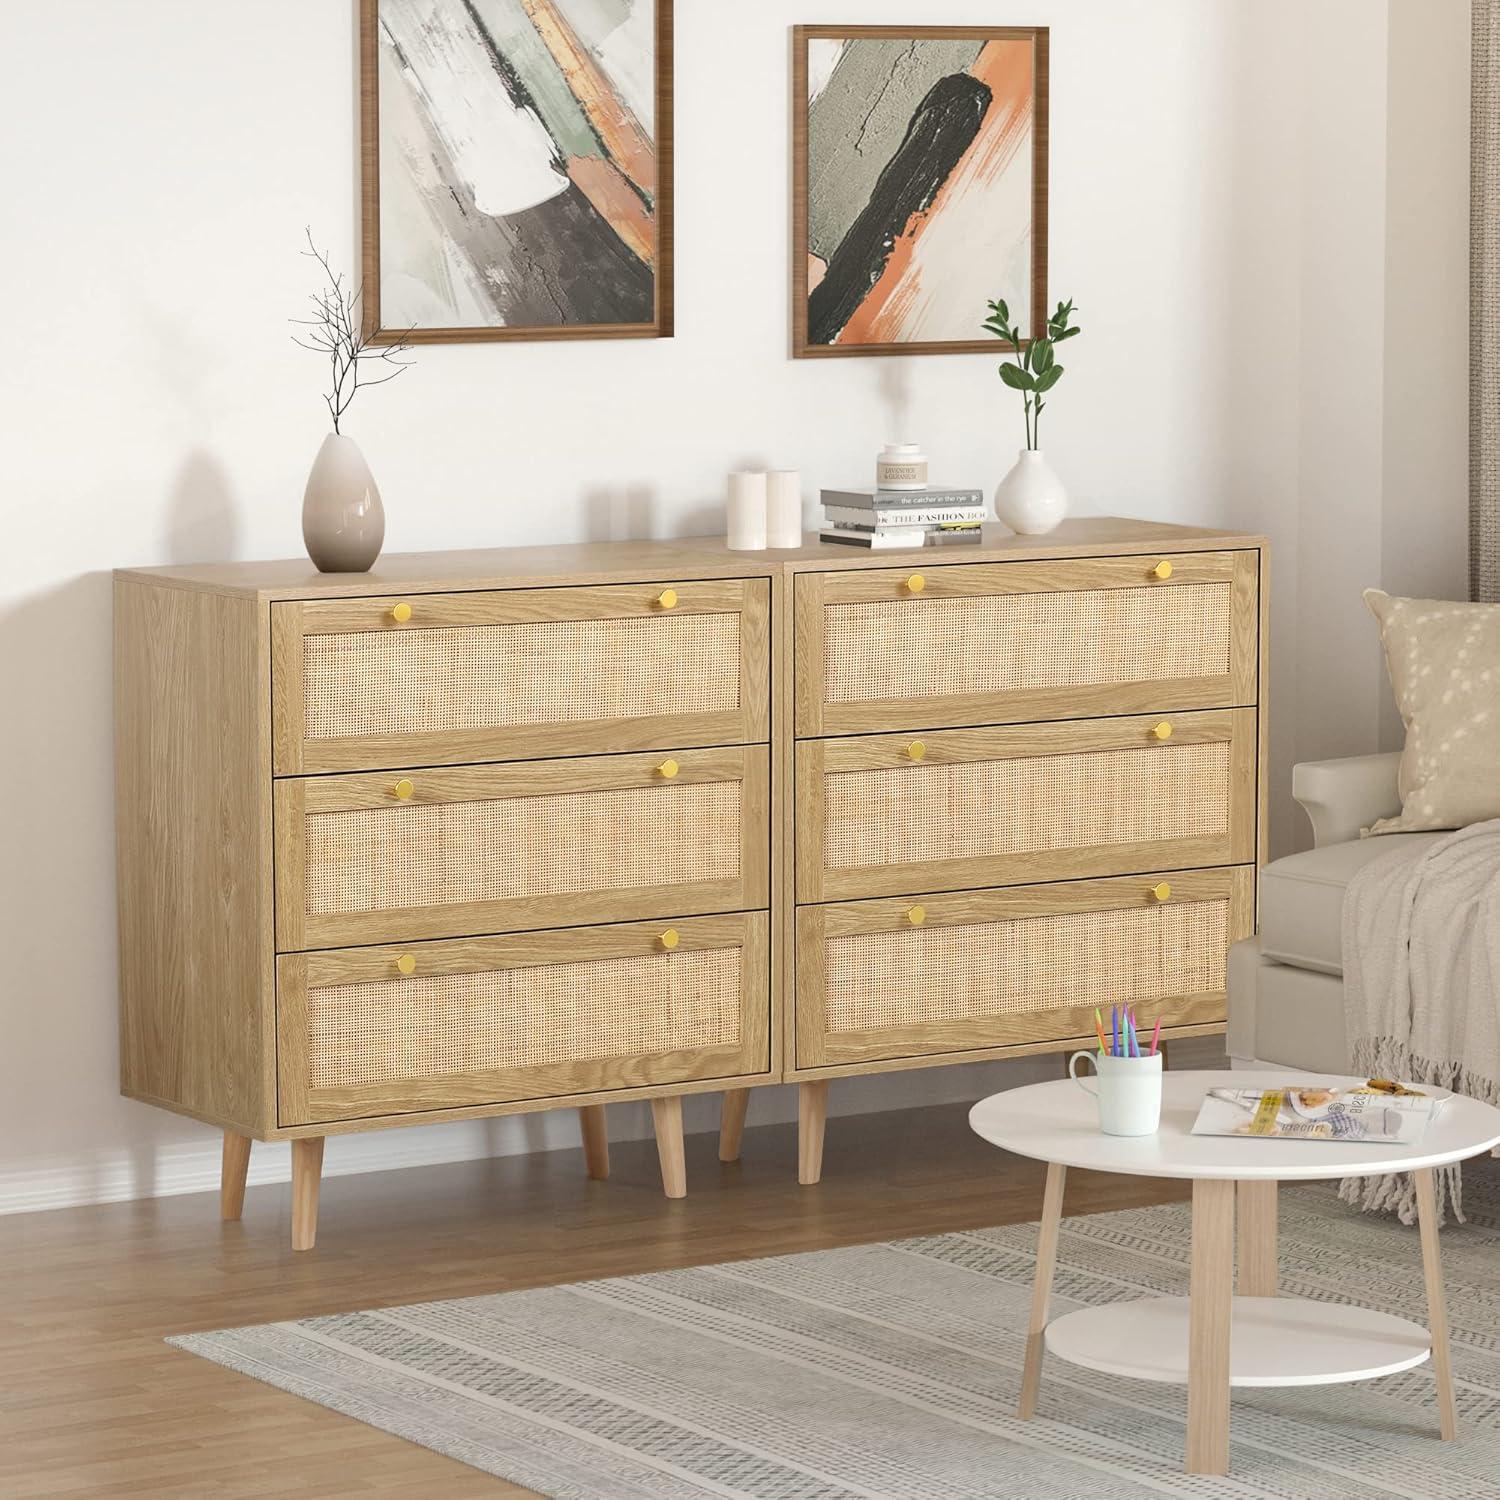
<box><xmin>809</xmin><ymin>72</ymin><xmax>991</xmax><ymax>346</ymax></box>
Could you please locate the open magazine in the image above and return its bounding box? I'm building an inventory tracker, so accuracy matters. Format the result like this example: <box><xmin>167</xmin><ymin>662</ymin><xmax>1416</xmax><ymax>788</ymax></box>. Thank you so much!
<box><xmin>1191</xmin><ymin>1082</ymin><xmax>1447</xmax><ymax>1144</ymax></box>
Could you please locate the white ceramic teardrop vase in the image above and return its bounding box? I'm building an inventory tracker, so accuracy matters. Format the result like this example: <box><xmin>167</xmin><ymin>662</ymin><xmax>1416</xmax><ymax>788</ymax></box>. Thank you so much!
<box><xmin>302</xmin><ymin>432</ymin><xmax>385</xmax><ymax>573</ymax></box>
<box><xmin>993</xmin><ymin>449</ymin><xmax>1067</xmax><ymax>535</ymax></box>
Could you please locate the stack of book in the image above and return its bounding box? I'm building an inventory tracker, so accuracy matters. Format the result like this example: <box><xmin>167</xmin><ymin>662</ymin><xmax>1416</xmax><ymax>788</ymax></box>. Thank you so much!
<box><xmin>818</xmin><ymin>486</ymin><xmax>986</xmax><ymax>548</ymax></box>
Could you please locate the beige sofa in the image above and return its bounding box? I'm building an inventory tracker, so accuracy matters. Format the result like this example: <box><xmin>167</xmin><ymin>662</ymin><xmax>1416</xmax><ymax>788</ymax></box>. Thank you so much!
<box><xmin>1226</xmin><ymin>751</ymin><xmax>1445</xmax><ymax>1071</ymax></box>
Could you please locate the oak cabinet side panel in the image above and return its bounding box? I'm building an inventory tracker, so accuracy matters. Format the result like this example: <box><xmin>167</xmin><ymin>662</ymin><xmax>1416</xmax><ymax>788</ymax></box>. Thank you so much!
<box><xmin>115</xmin><ymin>579</ymin><xmax>271</xmax><ymax>1135</ymax></box>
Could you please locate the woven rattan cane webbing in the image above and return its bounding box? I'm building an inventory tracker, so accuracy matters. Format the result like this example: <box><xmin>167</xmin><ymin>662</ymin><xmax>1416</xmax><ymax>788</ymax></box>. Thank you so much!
<box><xmin>306</xmin><ymin>947</ymin><xmax>741</xmax><ymax>1088</ymax></box>
<box><xmin>823</xmin><ymin>743</ymin><xmax>1230</xmax><ymax>871</ymax></box>
<box><xmin>823</xmin><ymin>584</ymin><xmax>1231</xmax><ymax>704</ymax></box>
<box><xmin>305</xmin><ymin>782</ymin><xmax>742</xmax><ymax>915</ymax></box>
<box><xmin>824</xmin><ymin>900</ymin><xmax>1227</xmax><ymax>1033</ymax></box>
<box><xmin>303</xmin><ymin>614</ymin><xmax>740</xmax><ymax>741</ymax></box>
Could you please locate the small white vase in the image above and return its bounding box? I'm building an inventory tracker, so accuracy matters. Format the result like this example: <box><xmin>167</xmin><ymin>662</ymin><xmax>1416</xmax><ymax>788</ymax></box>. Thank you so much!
<box><xmin>302</xmin><ymin>433</ymin><xmax>385</xmax><ymax>573</ymax></box>
<box><xmin>994</xmin><ymin>449</ymin><xmax>1067</xmax><ymax>535</ymax></box>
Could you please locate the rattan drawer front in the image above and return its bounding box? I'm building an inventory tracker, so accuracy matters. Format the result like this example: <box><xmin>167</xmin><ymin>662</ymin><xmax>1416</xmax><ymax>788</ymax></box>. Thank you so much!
<box><xmin>277</xmin><ymin>913</ymin><xmax>770</xmax><ymax>1125</ymax></box>
<box><xmin>795</xmin><ymin>868</ymin><xmax>1253</xmax><ymax>1069</ymax></box>
<box><xmin>274</xmin><ymin>747</ymin><xmax>770</xmax><ymax>950</ymax></box>
<box><xmin>796</xmin><ymin>710</ymin><xmax>1255</xmax><ymax>901</ymax></box>
<box><xmin>794</xmin><ymin>552</ymin><xmax>1258</xmax><ymax>735</ymax></box>
<box><xmin>272</xmin><ymin>579</ymin><xmax>770</xmax><ymax>773</ymax></box>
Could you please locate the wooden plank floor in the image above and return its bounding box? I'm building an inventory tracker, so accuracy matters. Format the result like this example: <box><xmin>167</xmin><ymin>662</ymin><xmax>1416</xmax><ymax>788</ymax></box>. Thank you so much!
<box><xmin>0</xmin><ymin>1101</ymin><xmax>1192</xmax><ymax>1497</ymax></box>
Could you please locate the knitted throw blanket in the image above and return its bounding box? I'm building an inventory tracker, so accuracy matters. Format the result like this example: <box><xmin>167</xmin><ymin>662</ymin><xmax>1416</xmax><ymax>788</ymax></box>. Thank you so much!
<box><xmin>1340</xmin><ymin>820</ymin><xmax>1500</xmax><ymax>1223</ymax></box>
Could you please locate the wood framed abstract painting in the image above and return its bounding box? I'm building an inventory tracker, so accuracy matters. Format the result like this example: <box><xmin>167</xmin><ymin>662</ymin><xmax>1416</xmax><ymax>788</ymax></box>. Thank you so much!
<box><xmin>360</xmin><ymin>0</ymin><xmax>672</xmax><ymax>343</ymax></box>
<box><xmin>793</xmin><ymin>25</ymin><xmax>1049</xmax><ymax>358</ymax></box>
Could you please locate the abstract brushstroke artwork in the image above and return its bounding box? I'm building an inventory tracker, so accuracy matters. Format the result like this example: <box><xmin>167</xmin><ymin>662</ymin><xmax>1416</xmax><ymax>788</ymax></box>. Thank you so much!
<box><xmin>360</xmin><ymin>0</ymin><xmax>671</xmax><ymax>342</ymax></box>
<box><xmin>793</xmin><ymin>26</ymin><xmax>1048</xmax><ymax>358</ymax></box>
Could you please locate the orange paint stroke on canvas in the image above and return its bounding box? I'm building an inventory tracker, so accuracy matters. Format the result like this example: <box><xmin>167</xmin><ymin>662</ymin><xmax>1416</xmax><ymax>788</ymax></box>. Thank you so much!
<box><xmin>837</xmin><ymin>42</ymin><xmax>1033</xmax><ymax>346</ymax></box>
<box><xmin>521</xmin><ymin>0</ymin><xmax>656</xmax><ymax>202</ymax></box>
<box><xmin>568</xmin><ymin>156</ymin><xmax>654</xmax><ymax>265</ymax></box>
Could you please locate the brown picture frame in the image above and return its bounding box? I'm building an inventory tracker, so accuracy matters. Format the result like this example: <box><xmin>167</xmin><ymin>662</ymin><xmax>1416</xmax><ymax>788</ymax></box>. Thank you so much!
<box><xmin>791</xmin><ymin>24</ymin><xmax>1049</xmax><ymax>359</ymax></box>
<box><xmin>359</xmin><ymin>0</ymin><xmax>674</xmax><ymax>345</ymax></box>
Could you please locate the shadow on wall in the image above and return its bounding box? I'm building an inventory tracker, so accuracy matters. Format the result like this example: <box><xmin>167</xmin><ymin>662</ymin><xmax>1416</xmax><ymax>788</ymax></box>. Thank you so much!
<box><xmin>0</xmin><ymin>570</ymin><xmax>215</xmax><ymax>1208</ymax></box>
<box><xmin>582</xmin><ymin>481</ymin><xmax>723</xmax><ymax>544</ymax></box>
<box><xmin>672</xmin><ymin>500</ymin><xmax>725</xmax><ymax>539</ymax></box>
<box><xmin>161</xmin><ymin>449</ymin><xmax>243</xmax><ymax>563</ymax></box>
<box><xmin>0</xmin><ymin>455</ymin><xmax>250</xmax><ymax>1196</ymax></box>
<box><xmin>0</xmin><ymin>570</ymin><xmax>125</xmax><ymax>1178</ymax></box>
<box><xmin>877</xmin><ymin>360</ymin><xmax>913</xmax><ymax>447</ymax></box>
<box><xmin>583</xmin><ymin>483</ymin><xmax>659</xmax><ymax>542</ymax></box>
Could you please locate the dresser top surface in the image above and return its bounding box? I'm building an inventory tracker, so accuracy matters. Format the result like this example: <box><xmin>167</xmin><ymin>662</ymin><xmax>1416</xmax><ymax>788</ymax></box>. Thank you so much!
<box><xmin>115</xmin><ymin>516</ymin><xmax>1267</xmax><ymax>600</ymax></box>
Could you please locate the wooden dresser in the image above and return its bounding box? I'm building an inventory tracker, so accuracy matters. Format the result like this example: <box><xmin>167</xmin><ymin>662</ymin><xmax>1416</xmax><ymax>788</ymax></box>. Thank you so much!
<box><xmin>115</xmin><ymin>519</ymin><xmax>1266</xmax><ymax>1246</ymax></box>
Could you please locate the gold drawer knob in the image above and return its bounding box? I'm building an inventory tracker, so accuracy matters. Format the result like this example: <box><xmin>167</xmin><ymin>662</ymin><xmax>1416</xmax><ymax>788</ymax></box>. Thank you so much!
<box><xmin>659</xmin><ymin>929</ymin><xmax>680</xmax><ymax>950</ymax></box>
<box><xmin>654</xmin><ymin>588</ymin><xmax>678</xmax><ymax>610</ymax></box>
<box><xmin>657</xmin><ymin>758</ymin><xmax>680</xmax><ymax>779</ymax></box>
<box><xmin>1150</xmin><ymin>882</ymin><xmax>1172</xmax><ymax>903</ymax></box>
<box><xmin>389</xmin><ymin>601</ymin><xmax>413</xmax><ymax>623</ymax></box>
<box><xmin>396</xmin><ymin>953</ymin><xmax>417</xmax><ymax>975</ymax></box>
<box><xmin>907</xmin><ymin>905</ymin><xmax>926</xmax><ymax>926</ymax></box>
<box><xmin>393</xmin><ymin>777</ymin><xmax>415</xmax><ymax>800</ymax></box>
<box><xmin>1152</xmin><ymin>722</ymin><xmax>1174</xmax><ymax>741</ymax></box>
<box><xmin>1150</xmin><ymin>560</ymin><xmax>1173</xmax><ymax>581</ymax></box>
<box><xmin>904</xmin><ymin>573</ymin><xmax>926</xmax><ymax>594</ymax></box>
<box><xmin>906</xmin><ymin>741</ymin><xmax>926</xmax><ymax>762</ymax></box>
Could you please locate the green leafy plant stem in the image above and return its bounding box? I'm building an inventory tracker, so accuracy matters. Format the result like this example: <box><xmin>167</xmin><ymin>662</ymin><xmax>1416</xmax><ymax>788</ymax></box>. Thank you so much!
<box><xmin>982</xmin><ymin>296</ymin><xmax>1080</xmax><ymax>452</ymax></box>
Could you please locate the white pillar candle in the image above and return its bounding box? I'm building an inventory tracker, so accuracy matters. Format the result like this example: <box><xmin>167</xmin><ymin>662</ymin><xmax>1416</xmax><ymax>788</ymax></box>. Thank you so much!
<box><xmin>726</xmin><ymin>470</ymin><xmax>768</xmax><ymax>550</ymax></box>
<box><xmin>766</xmin><ymin>470</ymin><xmax>803</xmax><ymax>549</ymax></box>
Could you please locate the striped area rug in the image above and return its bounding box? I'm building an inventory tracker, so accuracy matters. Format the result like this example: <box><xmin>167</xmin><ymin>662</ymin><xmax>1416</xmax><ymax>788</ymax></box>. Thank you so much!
<box><xmin>170</xmin><ymin>1166</ymin><xmax>1500</xmax><ymax>1498</ymax></box>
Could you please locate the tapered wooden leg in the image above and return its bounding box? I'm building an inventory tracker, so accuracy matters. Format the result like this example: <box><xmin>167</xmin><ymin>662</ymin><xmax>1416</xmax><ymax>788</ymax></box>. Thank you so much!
<box><xmin>718</xmin><ymin>1089</ymin><xmax>751</xmax><ymax>1163</ymax></box>
<box><xmin>220</xmin><ymin>1132</ymin><xmax>252</xmax><ymax>1222</ymax></box>
<box><xmin>798</xmin><ymin>1081</ymin><xmax>828</xmax><ymax>1186</ymax></box>
<box><xmin>578</xmin><ymin>1105</ymin><xmax>609</xmax><ymax>1180</ymax></box>
<box><xmin>1236</xmin><ymin>1180</ymin><xmax>1277</xmax><ymax>1296</ymax></box>
<box><xmin>1018</xmin><ymin>1162</ymin><xmax>1067</xmax><ymax>1419</ymax></box>
<box><xmin>290</xmin><ymin>1137</ymin><xmax>325</xmax><ymax>1252</ymax></box>
<box><xmin>1187</xmin><ymin>1178</ymin><xmax>1234</xmax><ymax>1475</ymax></box>
<box><xmin>1415</xmin><ymin>1168</ymin><xmax>1459</xmax><ymax>1440</ymax></box>
<box><xmin>650</xmin><ymin>1097</ymin><xmax>687</xmax><ymax>1199</ymax></box>
<box><xmin>1159</xmin><ymin>1041</ymin><xmax>1172</xmax><ymax>1070</ymax></box>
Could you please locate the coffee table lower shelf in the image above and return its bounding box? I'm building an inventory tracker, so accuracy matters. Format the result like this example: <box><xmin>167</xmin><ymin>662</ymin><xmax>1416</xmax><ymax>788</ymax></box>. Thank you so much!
<box><xmin>1047</xmin><ymin>1295</ymin><xmax>1432</xmax><ymax>1388</ymax></box>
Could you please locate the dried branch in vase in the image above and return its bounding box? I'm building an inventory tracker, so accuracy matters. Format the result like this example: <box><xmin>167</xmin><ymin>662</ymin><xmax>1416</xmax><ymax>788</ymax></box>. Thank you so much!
<box><xmin>291</xmin><ymin>228</ymin><xmax>414</xmax><ymax>434</ymax></box>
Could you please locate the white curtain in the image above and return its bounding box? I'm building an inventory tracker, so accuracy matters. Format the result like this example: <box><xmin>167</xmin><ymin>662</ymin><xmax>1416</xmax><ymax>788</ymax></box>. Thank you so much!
<box><xmin>1475</xmin><ymin>0</ymin><xmax>1500</xmax><ymax>600</ymax></box>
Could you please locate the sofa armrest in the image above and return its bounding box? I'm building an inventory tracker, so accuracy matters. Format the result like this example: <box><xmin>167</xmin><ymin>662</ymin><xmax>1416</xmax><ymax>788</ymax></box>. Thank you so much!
<box><xmin>1291</xmin><ymin>752</ymin><xmax>1402</xmax><ymax>847</ymax></box>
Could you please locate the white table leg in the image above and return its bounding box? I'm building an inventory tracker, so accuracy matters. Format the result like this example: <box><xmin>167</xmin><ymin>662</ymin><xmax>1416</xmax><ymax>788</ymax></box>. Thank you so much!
<box><xmin>1018</xmin><ymin>1162</ymin><xmax>1066</xmax><ymax>1420</ymax></box>
<box><xmin>1414</xmin><ymin>1168</ymin><xmax>1459</xmax><ymax>1440</ymax></box>
<box><xmin>1187</xmin><ymin>1178</ymin><xmax>1234</xmax><ymax>1474</ymax></box>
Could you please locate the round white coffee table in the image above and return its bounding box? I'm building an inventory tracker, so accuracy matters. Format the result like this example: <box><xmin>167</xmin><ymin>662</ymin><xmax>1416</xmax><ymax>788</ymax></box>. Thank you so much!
<box><xmin>969</xmin><ymin>1070</ymin><xmax>1500</xmax><ymax>1477</ymax></box>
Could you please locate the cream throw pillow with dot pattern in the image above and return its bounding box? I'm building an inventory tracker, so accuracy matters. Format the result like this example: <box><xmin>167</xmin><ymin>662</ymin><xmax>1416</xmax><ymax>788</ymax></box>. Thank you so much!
<box><xmin>1365</xmin><ymin>589</ymin><xmax>1500</xmax><ymax>834</ymax></box>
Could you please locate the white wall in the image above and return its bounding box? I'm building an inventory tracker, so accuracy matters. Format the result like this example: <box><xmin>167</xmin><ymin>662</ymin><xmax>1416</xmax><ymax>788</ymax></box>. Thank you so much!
<box><xmin>1381</xmin><ymin>0</ymin><xmax>1473</xmax><ymax>747</ymax></box>
<box><xmin>1217</xmin><ymin>0</ymin><xmax>1472</xmax><ymax>856</ymax></box>
<box><xmin>0</xmin><ymin>1</ymin><xmax>1472</xmax><ymax>1214</ymax></box>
